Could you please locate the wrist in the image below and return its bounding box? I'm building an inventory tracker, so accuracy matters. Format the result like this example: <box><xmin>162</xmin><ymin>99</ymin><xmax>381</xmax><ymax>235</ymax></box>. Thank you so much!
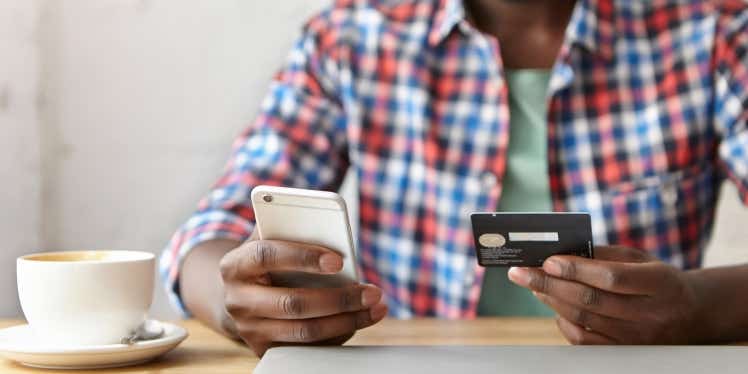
<box><xmin>180</xmin><ymin>239</ymin><xmax>241</xmax><ymax>339</ymax></box>
<box><xmin>682</xmin><ymin>269</ymin><xmax>714</xmax><ymax>343</ymax></box>
<box><xmin>686</xmin><ymin>265</ymin><xmax>748</xmax><ymax>343</ymax></box>
<box><xmin>682</xmin><ymin>267</ymin><xmax>748</xmax><ymax>343</ymax></box>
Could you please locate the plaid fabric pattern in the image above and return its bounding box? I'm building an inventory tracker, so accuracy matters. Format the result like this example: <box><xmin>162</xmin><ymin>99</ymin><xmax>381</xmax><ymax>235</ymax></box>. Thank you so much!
<box><xmin>161</xmin><ymin>0</ymin><xmax>748</xmax><ymax>318</ymax></box>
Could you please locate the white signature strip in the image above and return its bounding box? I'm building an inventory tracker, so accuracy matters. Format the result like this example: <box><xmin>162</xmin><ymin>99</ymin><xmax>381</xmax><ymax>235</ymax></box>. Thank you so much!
<box><xmin>508</xmin><ymin>232</ymin><xmax>559</xmax><ymax>242</ymax></box>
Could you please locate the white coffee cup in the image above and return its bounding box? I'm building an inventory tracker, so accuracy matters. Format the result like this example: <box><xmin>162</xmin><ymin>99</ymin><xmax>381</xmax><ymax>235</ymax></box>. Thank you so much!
<box><xmin>17</xmin><ymin>250</ymin><xmax>155</xmax><ymax>346</ymax></box>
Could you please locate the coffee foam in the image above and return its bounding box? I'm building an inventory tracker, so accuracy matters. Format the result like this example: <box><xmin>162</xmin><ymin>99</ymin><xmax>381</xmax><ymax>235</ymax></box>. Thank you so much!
<box><xmin>22</xmin><ymin>250</ymin><xmax>153</xmax><ymax>263</ymax></box>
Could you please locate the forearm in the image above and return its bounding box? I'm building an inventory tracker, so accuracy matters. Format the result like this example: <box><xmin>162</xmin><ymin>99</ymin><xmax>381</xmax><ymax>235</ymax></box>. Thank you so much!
<box><xmin>179</xmin><ymin>238</ymin><xmax>242</xmax><ymax>339</ymax></box>
<box><xmin>688</xmin><ymin>264</ymin><xmax>748</xmax><ymax>343</ymax></box>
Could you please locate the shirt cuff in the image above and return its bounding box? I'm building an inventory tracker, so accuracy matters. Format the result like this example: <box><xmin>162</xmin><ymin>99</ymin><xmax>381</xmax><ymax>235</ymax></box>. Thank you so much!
<box><xmin>159</xmin><ymin>210</ymin><xmax>254</xmax><ymax>317</ymax></box>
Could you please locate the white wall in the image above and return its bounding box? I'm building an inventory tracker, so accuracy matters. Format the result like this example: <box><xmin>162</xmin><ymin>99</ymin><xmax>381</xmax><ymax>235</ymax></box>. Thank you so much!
<box><xmin>2</xmin><ymin>0</ymin><xmax>330</xmax><ymax>319</ymax></box>
<box><xmin>0</xmin><ymin>0</ymin><xmax>42</xmax><ymax>318</ymax></box>
<box><xmin>0</xmin><ymin>0</ymin><xmax>745</xmax><ymax>319</ymax></box>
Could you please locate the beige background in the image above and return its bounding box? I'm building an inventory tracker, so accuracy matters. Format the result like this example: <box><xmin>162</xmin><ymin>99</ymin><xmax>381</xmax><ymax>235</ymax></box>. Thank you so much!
<box><xmin>1</xmin><ymin>0</ymin><xmax>746</xmax><ymax>319</ymax></box>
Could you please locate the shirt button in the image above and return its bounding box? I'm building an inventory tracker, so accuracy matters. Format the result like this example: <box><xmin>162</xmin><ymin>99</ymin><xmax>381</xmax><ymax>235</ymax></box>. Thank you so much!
<box><xmin>661</xmin><ymin>187</ymin><xmax>678</xmax><ymax>205</ymax></box>
<box><xmin>464</xmin><ymin>275</ymin><xmax>473</xmax><ymax>286</ymax></box>
<box><xmin>481</xmin><ymin>173</ymin><xmax>497</xmax><ymax>187</ymax></box>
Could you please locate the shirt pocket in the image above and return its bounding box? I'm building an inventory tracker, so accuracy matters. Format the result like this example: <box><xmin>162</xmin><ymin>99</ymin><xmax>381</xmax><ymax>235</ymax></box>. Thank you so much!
<box><xmin>604</xmin><ymin>171</ymin><xmax>684</xmax><ymax>205</ymax></box>
<box><xmin>598</xmin><ymin>165</ymin><xmax>717</xmax><ymax>267</ymax></box>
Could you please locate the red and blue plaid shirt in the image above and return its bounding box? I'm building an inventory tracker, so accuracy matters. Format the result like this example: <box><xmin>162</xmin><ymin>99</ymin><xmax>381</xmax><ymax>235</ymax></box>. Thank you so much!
<box><xmin>161</xmin><ymin>0</ymin><xmax>748</xmax><ymax>318</ymax></box>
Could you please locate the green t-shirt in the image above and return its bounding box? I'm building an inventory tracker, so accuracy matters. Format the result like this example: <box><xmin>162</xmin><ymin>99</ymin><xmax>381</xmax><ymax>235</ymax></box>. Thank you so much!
<box><xmin>477</xmin><ymin>69</ymin><xmax>555</xmax><ymax>316</ymax></box>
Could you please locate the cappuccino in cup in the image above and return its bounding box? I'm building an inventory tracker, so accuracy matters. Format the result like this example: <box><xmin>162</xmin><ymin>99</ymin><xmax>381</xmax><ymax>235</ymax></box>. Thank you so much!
<box><xmin>17</xmin><ymin>250</ymin><xmax>154</xmax><ymax>346</ymax></box>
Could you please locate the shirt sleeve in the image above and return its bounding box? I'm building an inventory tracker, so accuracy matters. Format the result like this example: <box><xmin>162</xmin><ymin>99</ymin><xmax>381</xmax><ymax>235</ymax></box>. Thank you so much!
<box><xmin>159</xmin><ymin>15</ymin><xmax>350</xmax><ymax>316</ymax></box>
<box><xmin>714</xmin><ymin>3</ymin><xmax>748</xmax><ymax>205</ymax></box>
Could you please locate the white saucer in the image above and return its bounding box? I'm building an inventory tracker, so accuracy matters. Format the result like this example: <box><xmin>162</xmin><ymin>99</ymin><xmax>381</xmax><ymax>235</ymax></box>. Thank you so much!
<box><xmin>0</xmin><ymin>320</ymin><xmax>188</xmax><ymax>370</ymax></box>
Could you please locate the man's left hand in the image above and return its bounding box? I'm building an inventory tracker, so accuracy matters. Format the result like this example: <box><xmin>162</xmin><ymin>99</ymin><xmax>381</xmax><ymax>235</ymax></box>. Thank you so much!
<box><xmin>508</xmin><ymin>246</ymin><xmax>705</xmax><ymax>344</ymax></box>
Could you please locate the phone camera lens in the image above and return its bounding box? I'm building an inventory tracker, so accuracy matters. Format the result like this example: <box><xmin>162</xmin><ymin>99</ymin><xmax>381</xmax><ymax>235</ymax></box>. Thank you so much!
<box><xmin>263</xmin><ymin>194</ymin><xmax>273</xmax><ymax>203</ymax></box>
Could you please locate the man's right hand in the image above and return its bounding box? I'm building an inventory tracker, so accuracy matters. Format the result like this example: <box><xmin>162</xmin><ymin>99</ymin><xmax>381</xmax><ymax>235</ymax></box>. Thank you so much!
<box><xmin>219</xmin><ymin>239</ymin><xmax>387</xmax><ymax>356</ymax></box>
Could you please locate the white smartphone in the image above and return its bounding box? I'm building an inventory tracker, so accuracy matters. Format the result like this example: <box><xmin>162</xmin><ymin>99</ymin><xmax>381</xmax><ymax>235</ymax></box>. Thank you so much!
<box><xmin>250</xmin><ymin>185</ymin><xmax>360</xmax><ymax>288</ymax></box>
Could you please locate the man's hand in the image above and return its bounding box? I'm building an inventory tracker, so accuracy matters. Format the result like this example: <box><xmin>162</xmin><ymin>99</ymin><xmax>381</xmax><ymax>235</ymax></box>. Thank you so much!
<box><xmin>219</xmin><ymin>238</ymin><xmax>387</xmax><ymax>356</ymax></box>
<box><xmin>508</xmin><ymin>246</ymin><xmax>704</xmax><ymax>344</ymax></box>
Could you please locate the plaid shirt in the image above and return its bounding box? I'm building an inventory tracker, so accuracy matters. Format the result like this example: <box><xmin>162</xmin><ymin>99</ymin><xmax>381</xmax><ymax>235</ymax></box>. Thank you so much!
<box><xmin>161</xmin><ymin>0</ymin><xmax>748</xmax><ymax>318</ymax></box>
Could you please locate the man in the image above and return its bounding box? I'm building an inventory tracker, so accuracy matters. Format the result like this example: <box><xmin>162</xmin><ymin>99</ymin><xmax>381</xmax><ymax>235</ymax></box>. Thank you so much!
<box><xmin>160</xmin><ymin>0</ymin><xmax>748</xmax><ymax>356</ymax></box>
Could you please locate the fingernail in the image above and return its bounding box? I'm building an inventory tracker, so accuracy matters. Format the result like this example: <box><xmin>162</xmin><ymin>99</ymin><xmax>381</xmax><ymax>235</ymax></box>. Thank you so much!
<box><xmin>319</xmin><ymin>253</ymin><xmax>343</xmax><ymax>273</ymax></box>
<box><xmin>507</xmin><ymin>267</ymin><xmax>530</xmax><ymax>287</ymax></box>
<box><xmin>369</xmin><ymin>302</ymin><xmax>388</xmax><ymax>321</ymax></box>
<box><xmin>361</xmin><ymin>286</ymin><xmax>382</xmax><ymax>307</ymax></box>
<box><xmin>543</xmin><ymin>258</ymin><xmax>563</xmax><ymax>277</ymax></box>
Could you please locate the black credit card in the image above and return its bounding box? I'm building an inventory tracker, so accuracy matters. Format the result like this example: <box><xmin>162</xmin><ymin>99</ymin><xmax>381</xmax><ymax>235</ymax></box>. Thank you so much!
<box><xmin>470</xmin><ymin>212</ymin><xmax>594</xmax><ymax>267</ymax></box>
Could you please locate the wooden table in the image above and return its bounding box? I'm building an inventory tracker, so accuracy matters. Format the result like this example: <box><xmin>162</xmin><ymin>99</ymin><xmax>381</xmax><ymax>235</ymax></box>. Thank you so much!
<box><xmin>0</xmin><ymin>318</ymin><xmax>566</xmax><ymax>373</ymax></box>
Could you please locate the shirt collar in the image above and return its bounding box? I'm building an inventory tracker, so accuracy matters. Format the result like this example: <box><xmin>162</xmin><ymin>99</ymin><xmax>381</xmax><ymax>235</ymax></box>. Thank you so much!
<box><xmin>427</xmin><ymin>0</ymin><xmax>616</xmax><ymax>61</ymax></box>
<box><xmin>563</xmin><ymin>0</ymin><xmax>616</xmax><ymax>61</ymax></box>
<box><xmin>427</xmin><ymin>0</ymin><xmax>465</xmax><ymax>47</ymax></box>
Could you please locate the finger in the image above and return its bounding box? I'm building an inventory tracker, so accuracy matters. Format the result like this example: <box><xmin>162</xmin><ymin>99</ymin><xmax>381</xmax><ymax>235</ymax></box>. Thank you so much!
<box><xmin>556</xmin><ymin>317</ymin><xmax>616</xmax><ymax>345</ymax></box>
<box><xmin>252</xmin><ymin>302</ymin><xmax>388</xmax><ymax>343</ymax></box>
<box><xmin>225</xmin><ymin>284</ymin><xmax>383</xmax><ymax>319</ymax></box>
<box><xmin>269</xmin><ymin>332</ymin><xmax>355</xmax><ymax>349</ymax></box>
<box><xmin>542</xmin><ymin>256</ymin><xmax>669</xmax><ymax>295</ymax></box>
<box><xmin>250</xmin><ymin>340</ymin><xmax>273</xmax><ymax>357</ymax></box>
<box><xmin>220</xmin><ymin>240</ymin><xmax>343</xmax><ymax>280</ymax></box>
<box><xmin>234</xmin><ymin>321</ymin><xmax>352</xmax><ymax>357</ymax></box>
<box><xmin>592</xmin><ymin>246</ymin><xmax>653</xmax><ymax>263</ymax></box>
<box><xmin>508</xmin><ymin>267</ymin><xmax>644</xmax><ymax>320</ymax></box>
<box><xmin>314</xmin><ymin>333</ymin><xmax>355</xmax><ymax>346</ymax></box>
<box><xmin>534</xmin><ymin>292</ymin><xmax>636</xmax><ymax>343</ymax></box>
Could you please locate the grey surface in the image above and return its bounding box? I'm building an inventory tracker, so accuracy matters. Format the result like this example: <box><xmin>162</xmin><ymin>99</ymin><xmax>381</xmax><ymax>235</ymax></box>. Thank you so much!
<box><xmin>256</xmin><ymin>345</ymin><xmax>748</xmax><ymax>374</ymax></box>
